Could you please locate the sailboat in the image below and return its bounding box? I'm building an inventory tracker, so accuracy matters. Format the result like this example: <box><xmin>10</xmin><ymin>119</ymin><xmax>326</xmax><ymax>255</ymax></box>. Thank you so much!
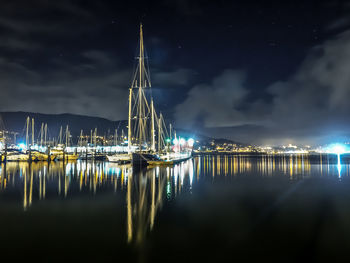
<box><xmin>51</xmin><ymin>125</ymin><xmax>79</xmax><ymax>161</ymax></box>
<box><xmin>107</xmin><ymin>24</ymin><xmax>193</xmax><ymax>166</ymax></box>
<box><xmin>127</xmin><ymin>24</ymin><xmax>161</xmax><ymax>167</ymax></box>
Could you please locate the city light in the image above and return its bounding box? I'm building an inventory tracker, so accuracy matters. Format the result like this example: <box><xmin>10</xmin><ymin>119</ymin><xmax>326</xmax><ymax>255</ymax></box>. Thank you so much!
<box><xmin>179</xmin><ymin>138</ymin><xmax>186</xmax><ymax>146</ymax></box>
<box><xmin>173</xmin><ymin>138</ymin><xmax>179</xmax><ymax>145</ymax></box>
<box><xmin>326</xmin><ymin>143</ymin><xmax>348</xmax><ymax>155</ymax></box>
<box><xmin>18</xmin><ymin>143</ymin><xmax>26</xmax><ymax>150</ymax></box>
<box><xmin>187</xmin><ymin>138</ymin><xmax>194</xmax><ymax>147</ymax></box>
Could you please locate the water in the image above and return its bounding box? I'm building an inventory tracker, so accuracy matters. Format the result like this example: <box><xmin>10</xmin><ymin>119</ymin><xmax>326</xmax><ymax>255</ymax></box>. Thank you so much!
<box><xmin>1</xmin><ymin>154</ymin><xmax>350</xmax><ymax>262</ymax></box>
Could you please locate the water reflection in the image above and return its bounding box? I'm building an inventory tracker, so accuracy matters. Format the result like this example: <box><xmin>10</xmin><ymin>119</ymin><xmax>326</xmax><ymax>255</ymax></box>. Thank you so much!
<box><xmin>0</xmin><ymin>154</ymin><xmax>349</xmax><ymax>245</ymax></box>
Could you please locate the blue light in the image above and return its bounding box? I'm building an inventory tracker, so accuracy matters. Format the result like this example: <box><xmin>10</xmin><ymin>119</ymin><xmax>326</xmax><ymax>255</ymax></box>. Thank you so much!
<box><xmin>326</xmin><ymin>143</ymin><xmax>348</xmax><ymax>155</ymax></box>
<box><xmin>337</xmin><ymin>154</ymin><xmax>342</xmax><ymax>178</ymax></box>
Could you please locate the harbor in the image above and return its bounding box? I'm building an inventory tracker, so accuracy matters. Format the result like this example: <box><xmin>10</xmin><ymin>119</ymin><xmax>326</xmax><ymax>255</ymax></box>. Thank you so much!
<box><xmin>1</xmin><ymin>1</ymin><xmax>349</xmax><ymax>261</ymax></box>
<box><xmin>0</xmin><ymin>25</ymin><xmax>193</xmax><ymax>167</ymax></box>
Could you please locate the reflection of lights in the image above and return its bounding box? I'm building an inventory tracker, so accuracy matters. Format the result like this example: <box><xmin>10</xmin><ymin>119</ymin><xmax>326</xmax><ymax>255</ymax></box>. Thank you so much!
<box><xmin>173</xmin><ymin>138</ymin><xmax>179</xmax><ymax>145</ymax></box>
<box><xmin>337</xmin><ymin>154</ymin><xmax>342</xmax><ymax>178</ymax></box>
<box><xmin>166</xmin><ymin>182</ymin><xmax>171</xmax><ymax>198</ymax></box>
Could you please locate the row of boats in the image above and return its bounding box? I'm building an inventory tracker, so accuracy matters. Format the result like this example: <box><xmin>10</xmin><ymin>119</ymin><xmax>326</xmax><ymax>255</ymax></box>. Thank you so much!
<box><xmin>0</xmin><ymin>146</ymin><xmax>192</xmax><ymax>166</ymax></box>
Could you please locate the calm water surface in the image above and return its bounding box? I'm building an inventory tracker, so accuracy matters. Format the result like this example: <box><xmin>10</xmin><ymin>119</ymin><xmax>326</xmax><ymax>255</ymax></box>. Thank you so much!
<box><xmin>1</xmin><ymin>154</ymin><xmax>350</xmax><ymax>262</ymax></box>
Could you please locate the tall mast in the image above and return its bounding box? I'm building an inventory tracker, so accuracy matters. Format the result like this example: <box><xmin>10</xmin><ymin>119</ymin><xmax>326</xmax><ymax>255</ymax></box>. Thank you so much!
<box><xmin>79</xmin><ymin>129</ymin><xmax>83</xmax><ymax>147</ymax></box>
<box><xmin>59</xmin><ymin>126</ymin><xmax>62</xmax><ymax>145</ymax></box>
<box><xmin>151</xmin><ymin>99</ymin><xmax>155</xmax><ymax>152</ymax></box>
<box><xmin>65</xmin><ymin>125</ymin><xmax>69</xmax><ymax>147</ymax></box>
<box><xmin>138</xmin><ymin>24</ymin><xmax>144</xmax><ymax>151</ymax></box>
<box><xmin>115</xmin><ymin>128</ymin><xmax>118</xmax><ymax>146</ymax></box>
<box><xmin>26</xmin><ymin>116</ymin><xmax>30</xmax><ymax>148</ymax></box>
<box><xmin>44</xmin><ymin>123</ymin><xmax>47</xmax><ymax>146</ymax></box>
<box><xmin>40</xmin><ymin>123</ymin><xmax>44</xmax><ymax>146</ymax></box>
<box><xmin>31</xmin><ymin>118</ymin><xmax>35</xmax><ymax>146</ymax></box>
<box><xmin>128</xmin><ymin>87</ymin><xmax>132</xmax><ymax>152</ymax></box>
<box><xmin>158</xmin><ymin>113</ymin><xmax>163</xmax><ymax>153</ymax></box>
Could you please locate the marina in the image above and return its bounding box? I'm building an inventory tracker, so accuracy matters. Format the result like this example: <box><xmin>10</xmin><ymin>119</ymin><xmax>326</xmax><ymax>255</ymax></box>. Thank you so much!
<box><xmin>0</xmin><ymin>25</ymin><xmax>193</xmax><ymax>167</ymax></box>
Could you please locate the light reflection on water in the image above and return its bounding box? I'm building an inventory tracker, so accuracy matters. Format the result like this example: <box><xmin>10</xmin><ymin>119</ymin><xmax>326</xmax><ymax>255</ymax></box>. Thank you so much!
<box><xmin>0</xmin><ymin>154</ymin><xmax>350</xmax><ymax>260</ymax></box>
<box><xmin>0</xmin><ymin>154</ymin><xmax>349</xmax><ymax>211</ymax></box>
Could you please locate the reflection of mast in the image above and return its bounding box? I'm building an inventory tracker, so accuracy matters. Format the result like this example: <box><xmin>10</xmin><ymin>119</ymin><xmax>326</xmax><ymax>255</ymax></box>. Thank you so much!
<box><xmin>29</xmin><ymin>164</ymin><xmax>33</xmax><ymax>207</ymax></box>
<box><xmin>23</xmin><ymin>165</ymin><xmax>27</xmax><ymax>210</ymax></box>
<box><xmin>126</xmin><ymin>168</ymin><xmax>166</xmax><ymax>245</ymax></box>
<box><xmin>127</xmin><ymin>173</ymin><xmax>133</xmax><ymax>243</ymax></box>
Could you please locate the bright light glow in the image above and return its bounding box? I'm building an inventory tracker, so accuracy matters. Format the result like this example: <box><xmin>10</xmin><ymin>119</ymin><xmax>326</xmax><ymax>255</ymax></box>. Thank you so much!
<box><xmin>188</xmin><ymin>138</ymin><xmax>194</xmax><ymax>147</ymax></box>
<box><xmin>179</xmin><ymin>138</ymin><xmax>186</xmax><ymax>146</ymax></box>
<box><xmin>326</xmin><ymin>143</ymin><xmax>347</xmax><ymax>155</ymax></box>
<box><xmin>173</xmin><ymin>138</ymin><xmax>179</xmax><ymax>145</ymax></box>
<box><xmin>18</xmin><ymin>143</ymin><xmax>26</xmax><ymax>150</ymax></box>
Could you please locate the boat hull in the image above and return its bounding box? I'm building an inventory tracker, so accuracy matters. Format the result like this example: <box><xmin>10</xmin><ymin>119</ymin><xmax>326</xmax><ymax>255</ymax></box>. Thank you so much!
<box><xmin>107</xmin><ymin>154</ymin><xmax>131</xmax><ymax>163</ymax></box>
<box><xmin>132</xmin><ymin>153</ymin><xmax>160</xmax><ymax>167</ymax></box>
<box><xmin>147</xmin><ymin>154</ymin><xmax>192</xmax><ymax>166</ymax></box>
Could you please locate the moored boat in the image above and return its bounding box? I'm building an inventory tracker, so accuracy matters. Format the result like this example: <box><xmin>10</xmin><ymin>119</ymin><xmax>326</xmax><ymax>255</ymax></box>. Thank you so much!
<box><xmin>107</xmin><ymin>153</ymin><xmax>131</xmax><ymax>163</ymax></box>
<box><xmin>147</xmin><ymin>152</ymin><xmax>192</xmax><ymax>166</ymax></box>
<box><xmin>6</xmin><ymin>151</ymin><xmax>36</xmax><ymax>162</ymax></box>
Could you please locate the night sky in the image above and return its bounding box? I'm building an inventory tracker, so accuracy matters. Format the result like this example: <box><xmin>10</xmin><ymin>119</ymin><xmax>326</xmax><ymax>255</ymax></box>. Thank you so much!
<box><xmin>1</xmin><ymin>0</ymin><xmax>350</xmax><ymax>145</ymax></box>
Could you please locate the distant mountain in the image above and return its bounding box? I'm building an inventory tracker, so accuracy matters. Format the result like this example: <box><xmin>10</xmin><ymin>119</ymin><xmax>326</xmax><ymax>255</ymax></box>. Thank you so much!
<box><xmin>0</xmin><ymin>111</ymin><xmax>243</xmax><ymax>146</ymax></box>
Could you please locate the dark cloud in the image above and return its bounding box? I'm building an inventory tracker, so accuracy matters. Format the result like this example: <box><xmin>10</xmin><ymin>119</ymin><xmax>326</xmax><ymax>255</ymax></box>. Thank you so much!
<box><xmin>176</xmin><ymin>29</ymin><xmax>350</xmax><ymax>145</ymax></box>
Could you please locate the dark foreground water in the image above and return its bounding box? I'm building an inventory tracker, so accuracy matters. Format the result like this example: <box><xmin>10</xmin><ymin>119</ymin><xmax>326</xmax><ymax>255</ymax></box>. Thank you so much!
<box><xmin>1</xmin><ymin>154</ymin><xmax>350</xmax><ymax>262</ymax></box>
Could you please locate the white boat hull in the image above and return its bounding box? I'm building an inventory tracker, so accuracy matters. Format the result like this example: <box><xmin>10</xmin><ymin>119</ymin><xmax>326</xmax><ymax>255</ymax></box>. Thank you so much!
<box><xmin>107</xmin><ymin>154</ymin><xmax>131</xmax><ymax>163</ymax></box>
<box><xmin>6</xmin><ymin>153</ymin><xmax>31</xmax><ymax>161</ymax></box>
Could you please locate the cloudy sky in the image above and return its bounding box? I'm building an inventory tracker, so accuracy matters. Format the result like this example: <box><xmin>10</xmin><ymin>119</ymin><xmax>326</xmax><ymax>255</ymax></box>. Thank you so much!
<box><xmin>1</xmin><ymin>0</ymin><xmax>350</xmax><ymax>145</ymax></box>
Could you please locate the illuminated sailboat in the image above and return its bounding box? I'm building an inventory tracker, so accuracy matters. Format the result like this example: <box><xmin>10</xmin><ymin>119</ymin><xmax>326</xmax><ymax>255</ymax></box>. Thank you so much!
<box><xmin>128</xmin><ymin>24</ymin><xmax>161</xmax><ymax>166</ymax></box>
<box><xmin>108</xmin><ymin>24</ymin><xmax>193</xmax><ymax>166</ymax></box>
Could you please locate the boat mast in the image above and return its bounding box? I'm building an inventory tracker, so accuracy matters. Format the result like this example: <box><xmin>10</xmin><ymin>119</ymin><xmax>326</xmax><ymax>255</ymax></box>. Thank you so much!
<box><xmin>40</xmin><ymin>123</ymin><xmax>44</xmax><ymax>146</ymax></box>
<box><xmin>138</xmin><ymin>24</ymin><xmax>144</xmax><ymax>151</ymax></box>
<box><xmin>31</xmin><ymin>118</ymin><xmax>35</xmax><ymax>146</ymax></box>
<box><xmin>128</xmin><ymin>87</ymin><xmax>132</xmax><ymax>152</ymax></box>
<box><xmin>151</xmin><ymin>99</ymin><xmax>155</xmax><ymax>152</ymax></box>
<box><xmin>44</xmin><ymin>123</ymin><xmax>47</xmax><ymax>146</ymax></box>
<box><xmin>59</xmin><ymin>126</ymin><xmax>62</xmax><ymax>145</ymax></box>
<box><xmin>94</xmin><ymin>128</ymin><xmax>97</xmax><ymax>146</ymax></box>
<box><xmin>26</xmin><ymin>116</ymin><xmax>30</xmax><ymax>148</ymax></box>
<box><xmin>79</xmin><ymin>129</ymin><xmax>83</xmax><ymax>147</ymax></box>
<box><xmin>65</xmin><ymin>125</ymin><xmax>69</xmax><ymax>147</ymax></box>
<box><xmin>158</xmin><ymin>113</ymin><xmax>163</xmax><ymax>153</ymax></box>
